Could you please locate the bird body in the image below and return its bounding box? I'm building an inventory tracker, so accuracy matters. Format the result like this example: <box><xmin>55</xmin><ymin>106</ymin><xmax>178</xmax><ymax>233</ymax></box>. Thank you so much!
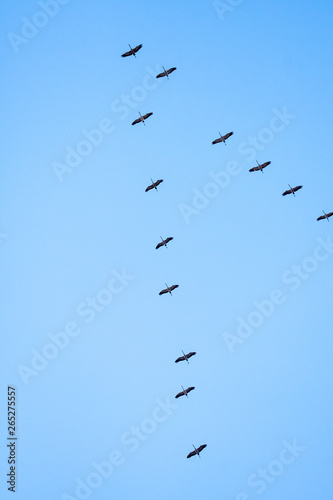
<box><xmin>156</xmin><ymin>236</ymin><xmax>173</xmax><ymax>249</ymax></box>
<box><xmin>159</xmin><ymin>283</ymin><xmax>179</xmax><ymax>296</ymax></box>
<box><xmin>145</xmin><ymin>179</ymin><xmax>163</xmax><ymax>192</ymax></box>
<box><xmin>249</xmin><ymin>160</ymin><xmax>271</xmax><ymax>173</ymax></box>
<box><xmin>317</xmin><ymin>211</ymin><xmax>333</xmax><ymax>221</ymax></box>
<box><xmin>187</xmin><ymin>444</ymin><xmax>207</xmax><ymax>459</ymax></box>
<box><xmin>282</xmin><ymin>185</ymin><xmax>303</xmax><ymax>196</ymax></box>
<box><xmin>156</xmin><ymin>66</ymin><xmax>177</xmax><ymax>79</ymax></box>
<box><xmin>175</xmin><ymin>386</ymin><xmax>195</xmax><ymax>399</ymax></box>
<box><xmin>175</xmin><ymin>351</ymin><xmax>196</xmax><ymax>363</ymax></box>
<box><xmin>132</xmin><ymin>112</ymin><xmax>153</xmax><ymax>126</ymax></box>
<box><xmin>121</xmin><ymin>44</ymin><xmax>142</xmax><ymax>58</ymax></box>
<box><xmin>212</xmin><ymin>131</ymin><xmax>233</xmax><ymax>145</ymax></box>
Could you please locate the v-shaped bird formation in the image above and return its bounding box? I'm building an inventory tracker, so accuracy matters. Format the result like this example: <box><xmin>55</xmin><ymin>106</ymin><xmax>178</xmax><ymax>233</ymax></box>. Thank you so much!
<box><xmin>121</xmin><ymin>41</ymin><xmax>331</xmax><ymax>461</ymax></box>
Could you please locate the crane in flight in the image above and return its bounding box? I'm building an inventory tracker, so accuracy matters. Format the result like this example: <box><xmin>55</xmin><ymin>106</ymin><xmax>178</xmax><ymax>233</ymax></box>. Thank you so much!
<box><xmin>187</xmin><ymin>444</ymin><xmax>207</xmax><ymax>459</ymax></box>
<box><xmin>121</xmin><ymin>44</ymin><xmax>142</xmax><ymax>58</ymax></box>
<box><xmin>175</xmin><ymin>386</ymin><xmax>195</xmax><ymax>399</ymax></box>
<box><xmin>175</xmin><ymin>351</ymin><xmax>196</xmax><ymax>364</ymax></box>
<box><xmin>156</xmin><ymin>236</ymin><xmax>173</xmax><ymax>249</ymax></box>
<box><xmin>156</xmin><ymin>66</ymin><xmax>177</xmax><ymax>79</ymax></box>
<box><xmin>249</xmin><ymin>160</ymin><xmax>271</xmax><ymax>173</ymax></box>
<box><xmin>145</xmin><ymin>179</ymin><xmax>163</xmax><ymax>192</ymax></box>
<box><xmin>212</xmin><ymin>131</ymin><xmax>233</xmax><ymax>145</ymax></box>
<box><xmin>317</xmin><ymin>210</ymin><xmax>333</xmax><ymax>221</ymax></box>
<box><xmin>282</xmin><ymin>185</ymin><xmax>303</xmax><ymax>197</ymax></box>
<box><xmin>159</xmin><ymin>283</ymin><xmax>179</xmax><ymax>296</ymax></box>
<box><xmin>132</xmin><ymin>111</ymin><xmax>153</xmax><ymax>126</ymax></box>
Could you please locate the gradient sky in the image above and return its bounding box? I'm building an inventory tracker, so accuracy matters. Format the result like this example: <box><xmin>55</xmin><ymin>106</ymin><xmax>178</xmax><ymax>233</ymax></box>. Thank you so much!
<box><xmin>1</xmin><ymin>1</ymin><xmax>333</xmax><ymax>499</ymax></box>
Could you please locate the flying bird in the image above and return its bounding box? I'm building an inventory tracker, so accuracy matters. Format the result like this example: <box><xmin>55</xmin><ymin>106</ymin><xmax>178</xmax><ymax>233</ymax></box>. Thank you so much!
<box><xmin>156</xmin><ymin>66</ymin><xmax>177</xmax><ymax>79</ymax></box>
<box><xmin>187</xmin><ymin>444</ymin><xmax>207</xmax><ymax>459</ymax></box>
<box><xmin>159</xmin><ymin>283</ymin><xmax>179</xmax><ymax>296</ymax></box>
<box><xmin>175</xmin><ymin>386</ymin><xmax>195</xmax><ymax>399</ymax></box>
<box><xmin>121</xmin><ymin>44</ymin><xmax>142</xmax><ymax>58</ymax></box>
<box><xmin>249</xmin><ymin>160</ymin><xmax>271</xmax><ymax>173</ymax></box>
<box><xmin>317</xmin><ymin>210</ymin><xmax>333</xmax><ymax>221</ymax></box>
<box><xmin>175</xmin><ymin>351</ymin><xmax>196</xmax><ymax>364</ymax></box>
<box><xmin>156</xmin><ymin>236</ymin><xmax>173</xmax><ymax>249</ymax></box>
<box><xmin>212</xmin><ymin>131</ymin><xmax>233</xmax><ymax>145</ymax></box>
<box><xmin>282</xmin><ymin>184</ymin><xmax>303</xmax><ymax>196</ymax></box>
<box><xmin>145</xmin><ymin>179</ymin><xmax>163</xmax><ymax>192</ymax></box>
<box><xmin>132</xmin><ymin>111</ymin><xmax>153</xmax><ymax>126</ymax></box>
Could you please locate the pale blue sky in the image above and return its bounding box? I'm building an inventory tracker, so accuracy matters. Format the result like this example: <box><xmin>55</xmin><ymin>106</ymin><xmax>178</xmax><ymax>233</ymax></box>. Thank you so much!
<box><xmin>1</xmin><ymin>1</ymin><xmax>333</xmax><ymax>499</ymax></box>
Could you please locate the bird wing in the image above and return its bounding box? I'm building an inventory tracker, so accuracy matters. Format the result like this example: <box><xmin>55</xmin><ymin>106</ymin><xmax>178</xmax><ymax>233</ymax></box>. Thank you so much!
<box><xmin>170</xmin><ymin>285</ymin><xmax>179</xmax><ymax>291</ymax></box>
<box><xmin>156</xmin><ymin>242</ymin><xmax>163</xmax><ymax>249</ymax></box>
<box><xmin>294</xmin><ymin>185</ymin><xmax>303</xmax><ymax>192</ymax></box>
<box><xmin>167</xmin><ymin>67</ymin><xmax>177</xmax><ymax>75</ymax></box>
<box><xmin>212</xmin><ymin>137</ymin><xmax>222</xmax><ymax>144</ymax></box>
<box><xmin>282</xmin><ymin>189</ymin><xmax>291</xmax><ymax>196</ymax></box>
<box><xmin>317</xmin><ymin>215</ymin><xmax>325</xmax><ymax>221</ymax></box>
<box><xmin>223</xmin><ymin>131</ymin><xmax>233</xmax><ymax>141</ymax></box>
<box><xmin>187</xmin><ymin>450</ymin><xmax>196</xmax><ymax>459</ymax></box>
<box><xmin>197</xmin><ymin>444</ymin><xmax>207</xmax><ymax>453</ymax></box>
<box><xmin>132</xmin><ymin>118</ymin><xmax>141</xmax><ymax>125</ymax></box>
<box><xmin>262</xmin><ymin>161</ymin><xmax>271</xmax><ymax>168</ymax></box>
<box><xmin>186</xmin><ymin>387</ymin><xmax>195</xmax><ymax>393</ymax></box>
<box><xmin>156</xmin><ymin>72</ymin><xmax>165</xmax><ymax>78</ymax></box>
<box><xmin>328</xmin><ymin>212</ymin><xmax>333</xmax><ymax>217</ymax></box>
<box><xmin>145</xmin><ymin>184</ymin><xmax>153</xmax><ymax>192</ymax></box>
<box><xmin>121</xmin><ymin>50</ymin><xmax>131</xmax><ymax>57</ymax></box>
<box><xmin>165</xmin><ymin>237</ymin><xmax>173</xmax><ymax>244</ymax></box>
<box><xmin>187</xmin><ymin>352</ymin><xmax>196</xmax><ymax>358</ymax></box>
<box><xmin>133</xmin><ymin>44</ymin><xmax>143</xmax><ymax>53</ymax></box>
<box><xmin>159</xmin><ymin>289</ymin><xmax>168</xmax><ymax>295</ymax></box>
<box><xmin>143</xmin><ymin>112</ymin><xmax>153</xmax><ymax>120</ymax></box>
<box><xmin>249</xmin><ymin>166</ymin><xmax>260</xmax><ymax>172</ymax></box>
<box><xmin>155</xmin><ymin>179</ymin><xmax>163</xmax><ymax>187</ymax></box>
<box><xmin>175</xmin><ymin>391</ymin><xmax>185</xmax><ymax>399</ymax></box>
<box><xmin>175</xmin><ymin>356</ymin><xmax>185</xmax><ymax>363</ymax></box>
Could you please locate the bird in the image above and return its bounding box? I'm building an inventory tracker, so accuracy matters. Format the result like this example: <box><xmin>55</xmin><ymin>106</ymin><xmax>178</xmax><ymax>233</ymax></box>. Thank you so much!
<box><xmin>212</xmin><ymin>131</ymin><xmax>233</xmax><ymax>145</ymax></box>
<box><xmin>249</xmin><ymin>160</ymin><xmax>271</xmax><ymax>173</ymax></box>
<box><xmin>282</xmin><ymin>184</ymin><xmax>303</xmax><ymax>196</ymax></box>
<box><xmin>187</xmin><ymin>444</ymin><xmax>207</xmax><ymax>459</ymax></box>
<box><xmin>159</xmin><ymin>283</ymin><xmax>179</xmax><ymax>296</ymax></box>
<box><xmin>156</xmin><ymin>66</ymin><xmax>177</xmax><ymax>79</ymax></box>
<box><xmin>121</xmin><ymin>44</ymin><xmax>142</xmax><ymax>58</ymax></box>
<box><xmin>132</xmin><ymin>112</ymin><xmax>153</xmax><ymax>126</ymax></box>
<box><xmin>175</xmin><ymin>351</ymin><xmax>196</xmax><ymax>364</ymax></box>
<box><xmin>145</xmin><ymin>179</ymin><xmax>163</xmax><ymax>192</ymax></box>
<box><xmin>317</xmin><ymin>210</ymin><xmax>333</xmax><ymax>221</ymax></box>
<box><xmin>156</xmin><ymin>236</ymin><xmax>173</xmax><ymax>249</ymax></box>
<box><xmin>175</xmin><ymin>386</ymin><xmax>195</xmax><ymax>399</ymax></box>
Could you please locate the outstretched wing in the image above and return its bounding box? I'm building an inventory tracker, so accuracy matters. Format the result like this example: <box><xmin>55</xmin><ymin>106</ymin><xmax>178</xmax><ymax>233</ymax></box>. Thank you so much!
<box><xmin>175</xmin><ymin>391</ymin><xmax>185</xmax><ymax>399</ymax></box>
<box><xmin>187</xmin><ymin>450</ymin><xmax>196</xmax><ymax>459</ymax></box>
<box><xmin>121</xmin><ymin>50</ymin><xmax>132</xmax><ymax>57</ymax></box>
<box><xmin>293</xmin><ymin>185</ymin><xmax>303</xmax><ymax>192</ymax></box>
<box><xmin>164</xmin><ymin>237</ymin><xmax>173</xmax><ymax>245</ymax></box>
<box><xmin>132</xmin><ymin>117</ymin><xmax>141</xmax><ymax>125</ymax></box>
<box><xmin>282</xmin><ymin>189</ymin><xmax>291</xmax><ymax>196</ymax></box>
<box><xmin>197</xmin><ymin>444</ymin><xmax>207</xmax><ymax>453</ymax></box>
<box><xmin>187</xmin><ymin>351</ymin><xmax>196</xmax><ymax>359</ymax></box>
<box><xmin>145</xmin><ymin>184</ymin><xmax>154</xmax><ymax>192</ymax></box>
<box><xmin>261</xmin><ymin>161</ymin><xmax>271</xmax><ymax>169</ymax></box>
<box><xmin>156</xmin><ymin>241</ymin><xmax>164</xmax><ymax>249</ymax></box>
<box><xmin>317</xmin><ymin>215</ymin><xmax>325</xmax><ymax>221</ymax></box>
<box><xmin>143</xmin><ymin>112</ymin><xmax>153</xmax><ymax>120</ymax></box>
<box><xmin>222</xmin><ymin>131</ymin><xmax>233</xmax><ymax>141</ymax></box>
<box><xmin>133</xmin><ymin>44</ymin><xmax>142</xmax><ymax>53</ymax></box>
<box><xmin>327</xmin><ymin>212</ymin><xmax>333</xmax><ymax>218</ymax></box>
<box><xmin>155</xmin><ymin>179</ymin><xmax>163</xmax><ymax>187</ymax></box>
<box><xmin>159</xmin><ymin>288</ymin><xmax>168</xmax><ymax>295</ymax></box>
<box><xmin>167</xmin><ymin>67</ymin><xmax>177</xmax><ymax>75</ymax></box>
<box><xmin>249</xmin><ymin>166</ymin><xmax>260</xmax><ymax>172</ymax></box>
<box><xmin>156</xmin><ymin>71</ymin><xmax>166</xmax><ymax>78</ymax></box>
<box><xmin>186</xmin><ymin>386</ymin><xmax>195</xmax><ymax>393</ymax></box>
<box><xmin>170</xmin><ymin>284</ymin><xmax>179</xmax><ymax>291</ymax></box>
<box><xmin>175</xmin><ymin>356</ymin><xmax>185</xmax><ymax>363</ymax></box>
<box><xmin>212</xmin><ymin>137</ymin><xmax>222</xmax><ymax>145</ymax></box>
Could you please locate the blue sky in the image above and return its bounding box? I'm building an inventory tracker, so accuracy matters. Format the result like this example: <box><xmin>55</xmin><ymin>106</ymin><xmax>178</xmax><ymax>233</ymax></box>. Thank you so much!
<box><xmin>1</xmin><ymin>1</ymin><xmax>333</xmax><ymax>499</ymax></box>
